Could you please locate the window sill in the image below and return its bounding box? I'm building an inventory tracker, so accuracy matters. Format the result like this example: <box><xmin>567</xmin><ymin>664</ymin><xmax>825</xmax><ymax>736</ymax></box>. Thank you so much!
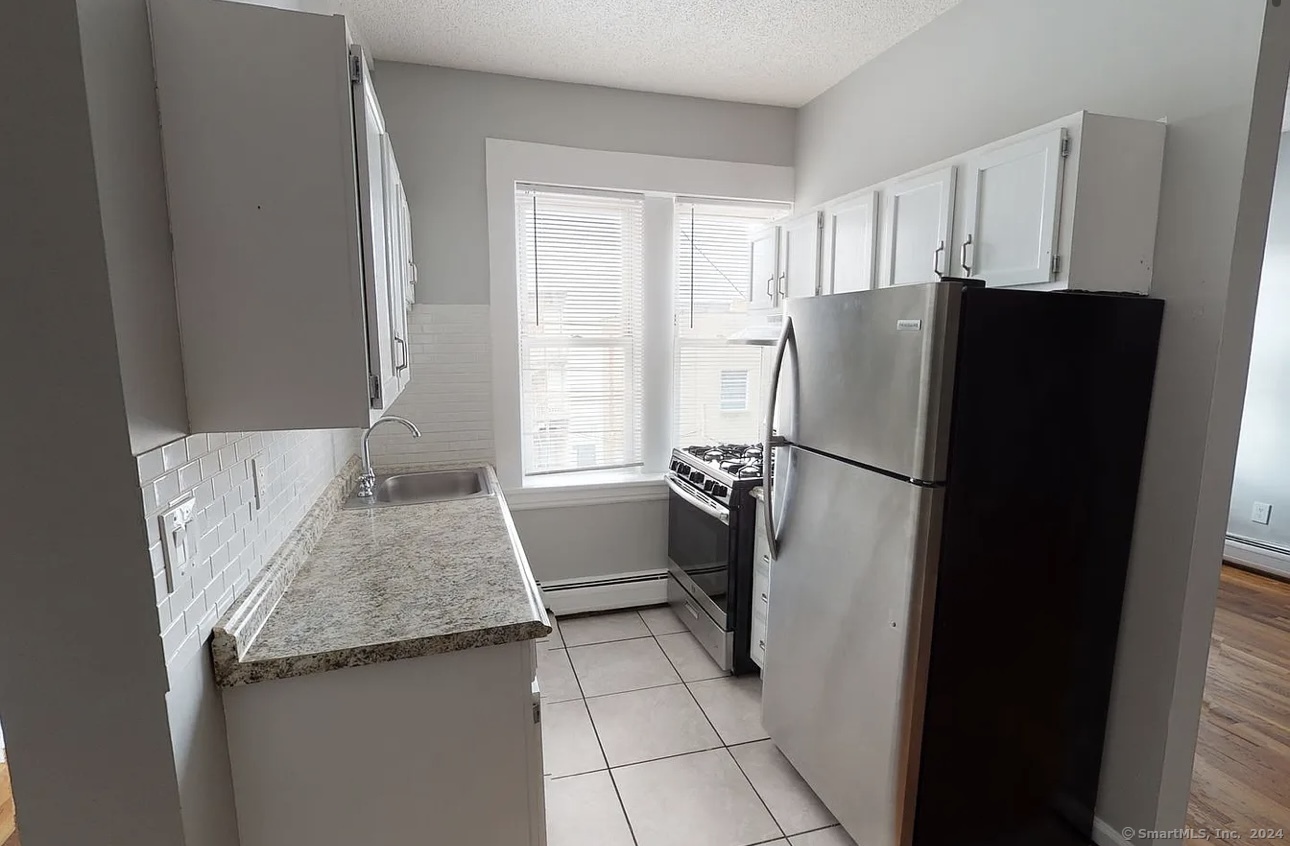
<box><xmin>504</xmin><ymin>469</ymin><xmax>667</xmax><ymax>511</ymax></box>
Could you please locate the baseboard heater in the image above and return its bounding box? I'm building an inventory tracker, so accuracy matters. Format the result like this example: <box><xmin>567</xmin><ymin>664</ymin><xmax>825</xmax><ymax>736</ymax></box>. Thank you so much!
<box><xmin>538</xmin><ymin>569</ymin><xmax>669</xmax><ymax>616</ymax></box>
<box><xmin>1224</xmin><ymin>534</ymin><xmax>1290</xmax><ymax>580</ymax></box>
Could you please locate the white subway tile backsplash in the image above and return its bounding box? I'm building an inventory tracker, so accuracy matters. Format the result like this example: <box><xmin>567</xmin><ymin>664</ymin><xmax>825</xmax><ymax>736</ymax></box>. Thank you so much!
<box><xmin>139</xmin><ymin>426</ymin><xmax>359</xmax><ymax>671</ymax></box>
<box><xmin>138</xmin><ymin>448</ymin><xmax>165</xmax><ymax>485</ymax></box>
<box><xmin>162</xmin><ymin>440</ymin><xmax>188</xmax><ymax>472</ymax></box>
<box><xmin>368</xmin><ymin>305</ymin><xmax>495</xmax><ymax>469</ymax></box>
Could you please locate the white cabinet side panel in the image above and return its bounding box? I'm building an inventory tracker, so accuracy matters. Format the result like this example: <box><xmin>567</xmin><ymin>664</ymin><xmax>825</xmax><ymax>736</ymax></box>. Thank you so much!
<box><xmin>1066</xmin><ymin>114</ymin><xmax>1166</xmax><ymax>293</ymax></box>
<box><xmin>150</xmin><ymin>0</ymin><xmax>370</xmax><ymax>430</ymax></box>
<box><xmin>223</xmin><ymin>643</ymin><xmax>540</xmax><ymax>846</ymax></box>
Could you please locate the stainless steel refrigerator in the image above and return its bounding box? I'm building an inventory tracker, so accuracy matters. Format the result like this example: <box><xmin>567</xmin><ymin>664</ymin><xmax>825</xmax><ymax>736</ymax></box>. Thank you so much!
<box><xmin>759</xmin><ymin>281</ymin><xmax>1163</xmax><ymax>846</ymax></box>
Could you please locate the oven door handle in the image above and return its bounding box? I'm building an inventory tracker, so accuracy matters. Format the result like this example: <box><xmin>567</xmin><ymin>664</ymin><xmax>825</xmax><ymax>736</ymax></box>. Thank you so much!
<box><xmin>666</xmin><ymin>475</ymin><xmax>730</xmax><ymax>526</ymax></box>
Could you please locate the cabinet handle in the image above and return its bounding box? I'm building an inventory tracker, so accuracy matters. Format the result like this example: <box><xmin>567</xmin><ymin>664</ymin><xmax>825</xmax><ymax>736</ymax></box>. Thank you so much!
<box><xmin>761</xmin><ymin>554</ymin><xmax>770</xmax><ymax>564</ymax></box>
<box><xmin>760</xmin><ymin>593</ymin><xmax>769</xmax><ymax>604</ymax></box>
<box><xmin>758</xmin><ymin>640</ymin><xmax>766</xmax><ymax>650</ymax></box>
<box><xmin>961</xmin><ymin>234</ymin><xmax>973</xmax><ymax>276</ymax></box>
<box><xmin>395</xmin><ymin>337</ymin><xmax>408</xmax><ymax>373</ymax></box>
<box><xmin>766</xmin><ymin>275</ymin><xmax>775</xmax><ymax>299</ymax></box>
<box><xmin>933</xmin><ymin>240</ymin><xmax>945</xmax><ymax>279</ymax></box>
<box><xmin>778</xmin><ymin>271</ymin><xmax>787</xmax><ymax>298</ymax></box>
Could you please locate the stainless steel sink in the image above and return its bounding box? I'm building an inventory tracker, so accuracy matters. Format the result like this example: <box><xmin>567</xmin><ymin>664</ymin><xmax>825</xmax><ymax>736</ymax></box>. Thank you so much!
<box><xmin>345</xmin><ymin>468</ymin><xmax>492</xmax><ymax>509</ymax></box>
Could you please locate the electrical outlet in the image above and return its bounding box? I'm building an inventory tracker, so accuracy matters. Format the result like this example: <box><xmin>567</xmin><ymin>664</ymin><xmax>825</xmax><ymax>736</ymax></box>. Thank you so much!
<box><xmin>251</xmin><ymin>455</ymin><xmax>268</xmax><ymax>511</ymax></box>
<box><xmin>1252</xmin><ymin>501</ymin><xmax>1273</xmax><ymax>525</ymax></box>
<box><xmin>159</xmin><ymin>495</ymin><xmax>197</xmax><ymax>591</ymax></box>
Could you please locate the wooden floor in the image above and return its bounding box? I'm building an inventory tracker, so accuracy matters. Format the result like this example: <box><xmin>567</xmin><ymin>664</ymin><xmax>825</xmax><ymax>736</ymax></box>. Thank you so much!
<box><xmin>1185</xmin><ymin>565</ymin><xmax>1290</xmax><ymax>844</ymax></box>
<box><xmin>0</xmin><ymin>761</ymin><xmax>16</xmax><ymax>846</ymax></box>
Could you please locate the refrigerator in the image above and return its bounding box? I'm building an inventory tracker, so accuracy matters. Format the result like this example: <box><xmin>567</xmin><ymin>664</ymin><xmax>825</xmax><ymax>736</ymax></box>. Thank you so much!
<box><xmin>760</xmin><ymin>281</ymin><xmax>1163</xmax><ymax>846</ymax></box>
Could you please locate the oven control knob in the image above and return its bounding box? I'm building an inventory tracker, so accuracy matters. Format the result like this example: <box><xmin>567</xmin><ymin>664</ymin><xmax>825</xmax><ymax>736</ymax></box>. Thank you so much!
<box><xmin>702</xmin><ymin>479</ymin><xmax>716</xmax><ymax>493</ymax></box>
<box><xmin>712</xmin><ymin>484</ymin><xmax>727</xmax><ymax>499</ymax></box>
<box><xmin>669</xmin><ymin>459</ymin><xmax>679</xmax><ymax>474</ymax></box>
<box><xmin>689</xmin><ymin>469</ymin><xmax>705</xmax><ymax>484</ymax></box>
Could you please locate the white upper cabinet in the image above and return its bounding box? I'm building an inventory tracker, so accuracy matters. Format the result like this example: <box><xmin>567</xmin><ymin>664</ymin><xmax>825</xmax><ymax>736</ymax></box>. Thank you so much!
<box><xmin>779</xmin><ymin>211</ymin><xmax>823</xmax><ymax>301</ymax></box>
<box><xmin>150</xmin><ymin>0</ymin><xmax>412</xmax><ymax>432</ymax></box>
<box><xmin>959</xmin><ymin>128</ymin><xmax>1066</xmax><ymax>286</ymax></box>
<box><xmin>825</xmin><ymin>191</ymin><xmax>879</xmax><ymax>295</ymax></box>
<box><xmin>749</xmin><ymin>225</ymin><xmax>781</xmax><ymax>312</ymax></box>
<box><xmin>883</xmin><ymin>167</ymin><xmax>956</xmax><ymax>287</ymax></box>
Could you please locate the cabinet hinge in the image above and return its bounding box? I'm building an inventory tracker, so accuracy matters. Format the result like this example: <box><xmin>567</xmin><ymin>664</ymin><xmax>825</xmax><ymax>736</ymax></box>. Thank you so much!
<box><xmin>369</xmin><ymin>373</ymin><xmax>382</xmax><ymax>405</ymax></box>
<box><xmin>1059</xmin><ymin>136</ymin><xmax>1071</xmax><ymax>158</ymax></box>
<box><xmin>349</xmin><ymin>53</ymin><xmax>362</xmax><ymax>83</ymax></box>
<box><xmin>532</xmin><ymin>702</ymin><xmax>541</xmax><ymax>724</ymax></box>
<box><xmin>1051</xmin><ymin>255</ymin><xmax>1063</xmax><ymax>274</ymax></box>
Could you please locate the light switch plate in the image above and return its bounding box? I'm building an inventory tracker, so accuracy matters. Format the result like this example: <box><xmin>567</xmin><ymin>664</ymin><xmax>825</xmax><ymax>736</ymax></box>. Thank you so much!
<box><xmin>1252</xmin><ymin>502</ymin><xmax>1272</xmax><ymax>525</ymax></box>
<box><xmin>159</xmin><ymin>495</ymin><xmax>197</xmax><ymax>591</ymax></box>
<box><xmin>251</xmin><ymin>455</ymin><xmax>267</xmax><ymax>511</ymax></box>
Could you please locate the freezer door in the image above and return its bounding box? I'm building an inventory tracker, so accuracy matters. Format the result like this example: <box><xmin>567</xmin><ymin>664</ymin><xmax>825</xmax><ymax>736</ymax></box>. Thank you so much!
<box><xmin>778</xmin><ymin>283</ymin><xmax>961</xmax><ymax>483</ymax></box>
<box><xmin>761</xmin><ymin>446</ymin><xmax>942</xmax><ymax>846</ymax></box>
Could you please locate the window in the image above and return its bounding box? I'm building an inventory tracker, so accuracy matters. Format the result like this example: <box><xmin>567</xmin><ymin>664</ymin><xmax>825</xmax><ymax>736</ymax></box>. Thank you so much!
<box><xmin>510</xmin><ymin>180</ymin><xmax>788</xmax><ymax>485</ymax></box>
<box><xmin>674</xmin><ymin>201</ymin><xmax>785</xmax><ymax>446</ymax></box>
<box><xmin>720</xmin><ymin>370</ymin><xmax>749</xmax><ymax>412</ymax></box>
<box><xmin>515</xmin><ymin>187</ymin><xmax>645</xmax><ymax>476</ymax></box>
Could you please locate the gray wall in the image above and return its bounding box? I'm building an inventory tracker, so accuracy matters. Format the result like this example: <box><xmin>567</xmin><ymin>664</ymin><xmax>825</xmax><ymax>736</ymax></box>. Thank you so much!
<box><xmin>1229</xmin><ymin>131</ymin><xmax>1290</xmax><ymax>552</ymax></box>
<box><xmin>372</xmin><ymin>63</ymin><xmax>798</xmax><ymax>304</ymax></box>
<box><xmin>0</xmin><ymin>2</ymin><xmax>187</xmax><ymax>844</ymax></box>
<box><xmin>794</xmin><ymin>0</ymin><xmax>1289</xmax><ymax>838</ymax></box>
<box><xmin>79</xmin><ymin>0</ymin><xmax>189</xmax><ymax>455</ymax></box>
<box><xmin>512</xmin><ymin>500</ymin><xmax>667</xmax><ymax>583</ymax></box>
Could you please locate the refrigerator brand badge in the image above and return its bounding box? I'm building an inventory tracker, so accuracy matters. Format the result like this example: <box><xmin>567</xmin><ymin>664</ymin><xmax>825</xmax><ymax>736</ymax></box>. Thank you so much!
<box><xmin>896</xmin><ymin>319</ymin><xmax>923</xmax><ymax>332</ymax></box>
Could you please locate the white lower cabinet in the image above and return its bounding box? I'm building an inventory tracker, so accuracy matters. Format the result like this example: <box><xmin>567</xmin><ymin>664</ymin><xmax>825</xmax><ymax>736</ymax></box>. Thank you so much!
<box><xmin>222</xmin><ymin>642</ymin><xmax>545</xmax><ymax>846</ymax></box>
<box><xmin>751</xmin><ymin>491</ymin><xmax>772</xmax><ymax>670</ymax></box>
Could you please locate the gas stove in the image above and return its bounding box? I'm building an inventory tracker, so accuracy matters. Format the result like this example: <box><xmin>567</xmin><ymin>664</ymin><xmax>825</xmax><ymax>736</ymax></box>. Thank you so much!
<box><xmin>670</xmin><ymin>444</ymin><xmax>764</xmax><ymax>505</ymax></box>
<box><xmin>666</xmin><ymin>443</ymin><xmax>765</xmax><ymax>674</ymax></box>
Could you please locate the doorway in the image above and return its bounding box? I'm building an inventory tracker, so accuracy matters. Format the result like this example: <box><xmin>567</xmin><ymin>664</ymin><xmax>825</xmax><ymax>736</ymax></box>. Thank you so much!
<box><xmin>0</xmin><ymin>723</ymin><xmax>15</xmax><ymax>846</ymax></box>
<box><xmin>1185</xmin><ymin>107</ymin><xmax>1290</xmax><ymax>845</ymax></box>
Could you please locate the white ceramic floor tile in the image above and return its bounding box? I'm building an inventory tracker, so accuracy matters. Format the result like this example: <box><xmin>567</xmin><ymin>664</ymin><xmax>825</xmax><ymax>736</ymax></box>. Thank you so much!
<box><xmin>688</xmin><ymin>676</ymin><xmax>769</xmax><ymax>745</ymax></box>
<box><xmin>545</xmin><ymin>771</ymin><xmax>635</xmax><ymax>846</ymax></box>
<box><xmin>638</xmin><ymin>604</ymin><xmax>688</xmax><ymax>635</ymax></box>
<box><xmin>537</xmin><ymin>643</ymin><xmax>582</xmax><ymax>704</ymax></box>
<box><xmin>612</xmin><ymin>748</ymin><xmax>782</xmax><ymax>846</ymax></box>
<box><xmin>788</xmin><ymin>826</ymin><xmax>857</xmax><ymax>846</ymax></box>
<box><xmin>542</xmin><ymin>699</ymin><xmax>606</xmax><ymax>778</ymax></box>
<box><xmin>568</xmin><ymin>637</ymin><xmax>682</xmax><ymax>697</ymax></box>
<box><xmin>586</xmin><ymin>683</ymin><xmax>721</xmax><ymax>766</ymax></box>
<box><xmin>730</xmin><ymin>740</ymin><xmax>837</xmax><ymax>835</ymax></box>
<box><xmin>657</xmin><ymin>631</ymin><xmax>727</xmax><ymax>682</ymax></box>
<box><xmin>559</xmin><ymin>610</ymin><xmax>651</xmax><ymax>647</ymax></box>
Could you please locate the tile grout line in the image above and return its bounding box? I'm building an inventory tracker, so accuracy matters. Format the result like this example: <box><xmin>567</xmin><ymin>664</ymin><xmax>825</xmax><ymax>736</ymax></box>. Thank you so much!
<box><xmin>650</xmin><ymin>620</ymin><xmax>788</xmax><ymax>845</ymax></box>
<box><xmin>556</xmin><ymin>609</ymin><xmax>644</xmax><ymax>846</ymax></box>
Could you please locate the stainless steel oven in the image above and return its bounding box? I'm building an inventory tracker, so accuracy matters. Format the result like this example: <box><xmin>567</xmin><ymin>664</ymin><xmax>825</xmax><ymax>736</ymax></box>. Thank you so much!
<box><xmin>665</xmin><ymin>446</ymin><xmax>762</xmax><ymax>673</ymax></box>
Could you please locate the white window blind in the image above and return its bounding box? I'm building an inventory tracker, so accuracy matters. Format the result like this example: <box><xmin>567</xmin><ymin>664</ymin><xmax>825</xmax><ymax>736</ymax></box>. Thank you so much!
<box><xmin>674</xmin><ymin>201</ymin><xmax>786</xmax><ymax>446</ymax></box>
<box><xmin>720</xmin><ymin>370</ymin><xmax>749</xmax><ymax>412</ymax></box>
<box><xmin>515</xmin><ymin>187</ymin><xmax>645</xmax><ymax>476</ymax></box>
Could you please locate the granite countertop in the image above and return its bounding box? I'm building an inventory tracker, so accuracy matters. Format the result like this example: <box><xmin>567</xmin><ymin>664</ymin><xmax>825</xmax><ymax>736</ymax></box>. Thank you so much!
<box><xmin>212</xmin><ymin>466</ymin><xmax>550</xmax><ymax>687</ymax></box>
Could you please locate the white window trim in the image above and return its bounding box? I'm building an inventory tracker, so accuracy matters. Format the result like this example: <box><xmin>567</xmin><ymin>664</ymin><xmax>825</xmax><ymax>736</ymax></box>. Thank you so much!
<box><xmin>486</xmin><ymin>139</ymin><xmax>794</xmax><ymax>501</ymax></box>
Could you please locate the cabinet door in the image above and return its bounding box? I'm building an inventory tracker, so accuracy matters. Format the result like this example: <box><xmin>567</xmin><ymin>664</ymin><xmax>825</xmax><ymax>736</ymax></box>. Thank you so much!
<box><xmin>827</xmin><ymin>191</ymin><xmax>878</xmax><ymax>294</ymax></box>
<box><xmin>397</xmin><ymin>186</ymin><xmax>415</xmax><ymax>390</ymax></box>
<box><xmin>883</xmin><ymin>166</ymin><xmax>955</xmax><ymax>286</ymax></box>
<box><xmin>779</xmin><ymin>212</ymin><xmax>822</xmax><ymax>300</ymax></box>
<box><xmin>381</xmin><ymin>139</ymin><xmax>409</xmax><ymax>394</ymax></box>
<box><xmin>354</xmin><ymin>60</ymin><xmax>399</xmax><ymax>416</ymax></box>
<box><xmin>960</xmin><ymin>128</ymin><xmax>1065</xmax><ymax>286</ymax></box>
<box><xmin>749</xmin><ymin>226</ymin><xmax>780</xmax><ymax>311</ymax></box>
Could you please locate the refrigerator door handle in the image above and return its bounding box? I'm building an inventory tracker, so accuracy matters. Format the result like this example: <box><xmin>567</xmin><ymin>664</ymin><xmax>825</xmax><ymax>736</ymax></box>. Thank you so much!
<box><xmin>763</xmin><ymin>315</ymin><xmax>794</xmax><ymax>558</ymax></box>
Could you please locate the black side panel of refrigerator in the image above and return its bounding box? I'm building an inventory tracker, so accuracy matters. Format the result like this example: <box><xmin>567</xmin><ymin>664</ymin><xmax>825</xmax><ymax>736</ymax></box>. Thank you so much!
<box><xmin>911</xmin><ymin>288</ymin><xmax>1164</xmax><ymax>846</ymax></box>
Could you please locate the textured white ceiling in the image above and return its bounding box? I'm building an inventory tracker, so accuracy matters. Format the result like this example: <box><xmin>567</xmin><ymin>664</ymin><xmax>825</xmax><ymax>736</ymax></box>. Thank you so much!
<box><xmin>337</xmin><ymin>0</ymin><xmax>961</xmax><ymax>107</ymax></box>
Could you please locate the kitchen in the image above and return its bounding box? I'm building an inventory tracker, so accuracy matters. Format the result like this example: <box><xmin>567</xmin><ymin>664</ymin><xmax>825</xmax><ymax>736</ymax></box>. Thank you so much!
<box><xmin>2</xmin><ymin>2</ymin><xmax>1288</xmax><ymax>846</ymax></box>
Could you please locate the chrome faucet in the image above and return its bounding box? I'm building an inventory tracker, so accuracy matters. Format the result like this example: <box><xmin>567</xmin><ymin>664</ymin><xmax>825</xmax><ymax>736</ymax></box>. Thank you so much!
<box><xmin>358</xmin><ymin>415</ymin><xmax>422</xmax><ymax>498</ymax></box>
